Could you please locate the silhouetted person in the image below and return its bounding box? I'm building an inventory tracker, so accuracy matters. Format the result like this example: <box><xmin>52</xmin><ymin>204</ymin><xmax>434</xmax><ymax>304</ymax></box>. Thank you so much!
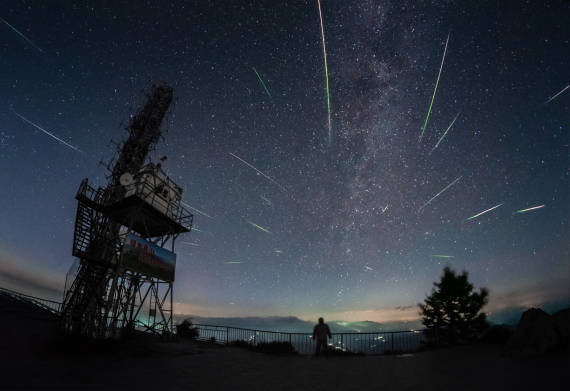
<box><xmin>313</xmin><ymin>317</ymin><xmax>332</xmax><ymax>356</ymax></box>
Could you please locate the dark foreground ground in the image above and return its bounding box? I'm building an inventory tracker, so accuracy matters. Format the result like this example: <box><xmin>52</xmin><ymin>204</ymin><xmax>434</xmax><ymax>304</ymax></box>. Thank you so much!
<box><xmin>0</xmin><ymin>294</ymin><xmax>568</xmax><ymax>391</ymax></box>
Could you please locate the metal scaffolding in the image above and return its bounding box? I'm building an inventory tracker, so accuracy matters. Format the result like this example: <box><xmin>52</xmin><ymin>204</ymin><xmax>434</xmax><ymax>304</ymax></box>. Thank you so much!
<box><xmin>61</xmin><ymin>85</ymin><xmax>192</xmax><ymax>338</ymax></box>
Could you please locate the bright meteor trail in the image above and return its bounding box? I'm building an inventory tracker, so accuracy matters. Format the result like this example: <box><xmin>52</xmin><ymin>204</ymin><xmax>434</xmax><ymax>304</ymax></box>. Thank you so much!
<box><xmin>181</xmin><ymin>201</ymin><xmax>214</xmax><ymax>219</ymax></box>
<box><xmin>244</xmin><ymin>218</ymin><xmax>272</xmax><ymax>234</ymax></box>
<box><xmin>431</xmin><ymin>112</ymin><xmax>460</xmax><ymax>153</ymax></box>
<box><xmin>0</xmin><ymin>17</ymin><xmax>43</xmax><ymax>53</ymax></box>
<box><xmin>544</xmin><ymin>85</ymin><xmax>569</xmax><ymax>104</ymax></box>
<box><xmin>229</xmin><ymin>152</ymin><xmax>287</xmax><ymax>193</ymax></box>
<box><xmin>432</xmin><ymin>255</ymin><xmax>454</xmax><ymax>259</ymax></box>
<box><xmin>419</xmin><ymin>33</ymin><xmax>450</xmax><ymax>143</ymax></box>
<box><xmin>317</xmin><ymin>0</ymin><xmax>332</xmax><ymax>145</ymax></box>
<box><xmin>420</xmin><ymin>176</ymin><xmax>462</xmax><ymax>211</ymax></box>
<box><xmin>13</xmin><ymin>110</ymin><xmax>82</xmax><ymax>153</ymax></box>
<box><xmin>465</xmin><ymin>203</ymin><xmax>503</xmax><ymax>221</ymax></box>
<box><xmin>514</xmin><ymin>205</ymin><xmax>545</xmax><ymax>214</ymax></box>
<box><xmin>252</xmin><ymin>68</ymin><xmax>271</xmax><ymax>98</ymax></box>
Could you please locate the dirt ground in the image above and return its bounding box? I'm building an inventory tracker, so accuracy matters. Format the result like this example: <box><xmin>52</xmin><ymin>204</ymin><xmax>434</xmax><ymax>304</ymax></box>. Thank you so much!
<box><xmin>0</xmin><ymin>293</ymin><xmax>568</xmax><ymax>391</ymax></box>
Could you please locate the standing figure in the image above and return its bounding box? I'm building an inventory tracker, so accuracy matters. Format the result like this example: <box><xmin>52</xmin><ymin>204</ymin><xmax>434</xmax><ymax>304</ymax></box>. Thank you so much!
<box><xmin>313</xmin><ymin>317</ymin><xmax>332</xmax><ymax>356</ymax></box>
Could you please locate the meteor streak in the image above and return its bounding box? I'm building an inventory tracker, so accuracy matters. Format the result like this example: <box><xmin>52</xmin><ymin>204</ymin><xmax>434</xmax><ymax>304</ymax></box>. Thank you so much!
<box><xmin>244</xmin><ymin>218</ymin><xmax>272</xmax><ymax>234</ymax></box>
<box><xmin>191</xmin><ymin>227</ymin><xmax>213</xmax><ymax>236</ymax></box>
<box><xmin>274</xmin><ymin>250</ymin><xmax>283</xmax><ymax>254</ymax></box>
<box><xmin>317</xmin><ymin>0</ymin><xmax>332</xmax><ymax>144</ymax></box>
<box><xmin>465</xmin><ymin>203</ymin><xmax>503</xmax><ymax>221</ymax></box>
<box><xmin>229</xmin><ymin>152</ymin><xmax>287</xmax><ymax>192</ymax></box>
<box><xmin>544</xmin><ymin>85</ymin><xmax>569</xmax><ymax>104</ymax></box>
<box><xmin>13</xmin><ymin>110</ymin><xmax>82</xmax><ymax>153</ymax></box>
<box><xmin>432</xmin><ymin>255</ymin><xmax>454</xmax><ymax>259</ymax></box>
<box><xmin>364</xmin><ymin>265</ymin><xmax>373</xmax><ymax>271</ymax></box>
<box><xmin>225</xmin><ymin>261</ymin><xmax>243</xmax><ymax>264</ymax></box>
<box><xmin>514</xmin><ymin>205</ymin><xmax>545</xmax><ymax>214</ymax></box>
<box><xmin>431</xmin><ymin>112</ymin><xmax>460</xmax><ymax>153</ymax></box>
<box><xmin>419</xmin><ymin>33</ymin><xmax>450</xmax><ymax>143</ymax></box>
<box><xmin>0</xmin><ymin>17</ymin><xmax>43</xmax><ymax>53</ymax></box>
<box><xmin>252</xmin><ymin>68</ymin><xmax>271</xmax><ymax>97</ymax></box>
<box><xmin>420</xmin><ymin>176</ymin><xmax>462</xmax><ymax>211</ymax></box>
<box><xmin>181</xmin><ymin>201</ymin><xmax>214</xmax><ymax>219</ymax></box>
<box><xmin>261</xmin><ymin>195</ymin><xmax>272</xmax><ymax>206</ymax></box>
<box><xmin>182</xmin><ymin>242</ymin><xmax>200</xmax><ymax>247</ymax></box>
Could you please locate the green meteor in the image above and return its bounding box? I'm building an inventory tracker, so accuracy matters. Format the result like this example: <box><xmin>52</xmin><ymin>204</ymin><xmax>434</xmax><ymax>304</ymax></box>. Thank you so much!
<box><xmin>419</xmin><ymin>33</ymin><xmax>450</xmax><ymax>143</ymax></box>
<box><xmin>431</xmin><ymin>112</ymin><xmax>460</xmax><ymax>152</ymax></box>
<box><xmin>514</xmin><ymin>205</ymin><xmax>545</xmax><ymax>214</ymax></box>
<box><xmin>252</xmin><ymin>68</ymin><xmax>271</xmax><ymax>98</ymax></box>
<box><xmin>317</xmin><ymin>0</ymin><xmax>332</xmax><ymax>144</ymax></box>
<box><xmin>244</xmin><ymin>218</ymin><xmax>272</xmax><ymax>234</ymax></box>
<box><xmin>465</xmin><ymin>203</ymin><xmax>503</xmax><ymax>221</ymax></box>
<box><xmin>261</xmin><ymin>195</ymin><xmax>272</xmax><ymax>206</ymax></box>
<box><xmin>420</xmin><ymin>176</ymin><xmax>462</xmax><ymax>211</ymax></box>
<box><xmin>0</xmin><ymin>17</ymin><xmax>43</xmax><ymax>53</ymax></box>
<box><xmin>432</xmin><ymin>255</ymin><xmax>454</xmax><ymax>259</ymax></box>
<box><xmin>224</xmin><ymin>261</ymin><xmax>243</xmax><ymax>264</ymax></box>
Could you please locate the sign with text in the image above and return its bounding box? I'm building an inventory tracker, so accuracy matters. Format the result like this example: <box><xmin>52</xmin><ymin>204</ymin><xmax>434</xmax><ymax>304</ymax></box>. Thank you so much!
<box><xmin>121</xmin><ymin>233</ymin><xmax>176</xmax><ymax>281</ymax></box>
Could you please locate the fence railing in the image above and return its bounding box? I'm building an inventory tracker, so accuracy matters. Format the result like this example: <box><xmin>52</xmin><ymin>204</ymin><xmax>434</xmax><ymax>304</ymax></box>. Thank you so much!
<box><xmin>0</xmin><ymin>286</ymin><xmax>425</xmax><ymax>355</ymax></box>
<box><xmin>192</xmin><ymin>323</ymin><xmax>425</xmax><ymax>355</ymax></box>
<box><xmin>0</xmin><ymin>286</ymin><xmax>62</xmax><ymax>314</ymax></box>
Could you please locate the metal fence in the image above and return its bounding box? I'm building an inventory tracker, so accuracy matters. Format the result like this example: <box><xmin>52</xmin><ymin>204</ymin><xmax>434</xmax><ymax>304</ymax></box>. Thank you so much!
<box><xmin>0</xmin><ymin>286</ymin><xmax>425</xmax><ymax>355</ymax></box>
<box><xmin>192</xmin><ymin>324</ymin><xmax>425</xmax><ymax>355</ymax></box>
<box><xmin>0</xmin><ymin>286</ymin><xmax>62</xmax><ymax>314</ymax></box>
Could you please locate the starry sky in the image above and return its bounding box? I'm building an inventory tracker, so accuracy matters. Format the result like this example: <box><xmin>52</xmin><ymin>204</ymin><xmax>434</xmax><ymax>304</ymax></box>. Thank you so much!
<box><xmin>0</xmin><ymin>1</ymin><xmax>568</xmax><ymax>324</ymax></box>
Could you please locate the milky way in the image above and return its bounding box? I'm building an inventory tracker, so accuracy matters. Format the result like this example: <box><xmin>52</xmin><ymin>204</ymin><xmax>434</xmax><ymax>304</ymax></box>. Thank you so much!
<box><xmin>0</xmin><ymin>1</ymin><xmax>568</xmax><ymax>321</ymax></box>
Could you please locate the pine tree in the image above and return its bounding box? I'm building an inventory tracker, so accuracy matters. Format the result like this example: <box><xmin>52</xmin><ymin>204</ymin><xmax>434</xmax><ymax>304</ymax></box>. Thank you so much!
<box><xmin>419</xmin><ymin>267</ymin><xmax>489</xmax><ymax>344</ymax></box>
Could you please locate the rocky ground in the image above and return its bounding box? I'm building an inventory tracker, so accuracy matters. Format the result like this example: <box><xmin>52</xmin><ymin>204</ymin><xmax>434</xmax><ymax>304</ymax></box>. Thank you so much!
<box><xmin>0</xmin><ymin>293</ymin><xmax>568</xmax><ymax>391</ymax></box>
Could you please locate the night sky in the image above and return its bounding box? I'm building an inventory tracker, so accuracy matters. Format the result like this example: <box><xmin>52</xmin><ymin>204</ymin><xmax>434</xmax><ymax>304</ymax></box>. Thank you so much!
<box><xmin>0</xmin><ymin>1</ymin><xmax>568</xmax><ymax>324</ymax></box>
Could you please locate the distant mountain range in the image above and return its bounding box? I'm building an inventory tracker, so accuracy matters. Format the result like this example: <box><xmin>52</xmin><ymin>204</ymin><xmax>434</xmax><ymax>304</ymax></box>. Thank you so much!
<box><xmin>176</xmin><ymin>300</ymin><xmax>569</xmax><ymax>333</ymax></box>
<box><xmin>175</xmin><ymin>314</ymin><xmax>422</xmax><ymax>333</ymax></box>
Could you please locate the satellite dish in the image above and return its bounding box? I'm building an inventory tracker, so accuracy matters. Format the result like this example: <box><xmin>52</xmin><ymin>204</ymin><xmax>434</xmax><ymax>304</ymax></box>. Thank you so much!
<box><xmin>119</xmin><ymin>173</ymin><xmax>134</xmax><ymax>186</ymax></box>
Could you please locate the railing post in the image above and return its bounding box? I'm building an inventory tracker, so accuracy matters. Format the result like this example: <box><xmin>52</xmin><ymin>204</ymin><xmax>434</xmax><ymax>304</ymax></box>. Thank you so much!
<box><xmin>226</xmin><ymin>327</ymin><xmax>229</xmax><ymax>344</ymax></box>
<box><xmin>289</xmin><ymin>333</ymin><xmax>291</xmax><ymax>345</ymax></box>
<box><xmin>341</xmin><ymin>333</ymin><xmax>344</xmax><ymax>351</ymax></box>
<box><xmin>391</xmin><ymin>332</ymin><xmax>394</xmax><ymax>352</ymax></box>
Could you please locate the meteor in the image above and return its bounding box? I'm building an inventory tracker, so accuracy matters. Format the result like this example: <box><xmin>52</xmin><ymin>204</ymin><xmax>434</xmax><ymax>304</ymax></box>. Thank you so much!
<box><xmin>0</xmin><ymin>17</ymin><xmax>43</xmax><ymax>53</ymax></box>
<box><xmin>13</xmin><ymin>110</ymin><xmax>82</xmax><ymax>153</ymax></box>
<box><xmin>229</xmin><ymin>152</ymin><xmax>287</xmax><ymax>193</ymax></box>
<box><xmin>432</xmin><ymin>255</ymin><xmax>454</xmax><ymax>259</ymax></box>
<box><xmin>514</xmin><ymin>205</ymin><xmax>545</xmax><ymax>214</ymax></box>
<box><xmin>181</xmin><ymin>201</ymin><xmax>214</xmax><ymax>219</ymax></box>
<box><xmin>261</xmin><ymin>195</ymin><xmax>272</xmax><ymax>206</ymax></box>
<box><xmin>252</xmin><ymin>68</ymin><xmax>271</xmax><ymax>98</ymax></box>
<box><xmin>244</xmin><ymin>218</ymin><xmax>272</xmax><ymax>234</ymax></box>
<box><xmin>364</xmin><ymin>265</ymin><xmax>373</xmax><ymax>271</ymax></box>
<box><xmin>274</xmin><ymin>250</ymin><xmax>283</xmax><ymax>254</ymax></box>
<box><xmin>181</xmin><ymin>242</ymin><xmax>200</xmax><ymax>247</ymax></box>
<box><xmin>224</xmin><ymin>261</ymin><xmax>243</xmax><ymax>264</ymax></box>
<box><xmin>420</xmin><ymin>176</ymin><xmax>462</xmax><ymax>211</ymax></box>
<box><xmin>431</xmin><ymin>112</ymin><xmax>460</xmax><ymax>153</ymax></box>
<box><xmin>419</xmin><ymin>33</ymin><xmax>450</xmax><ymax>143</ymax></box>
<box><xmin>317</xmin><ymin>0</ymin><xmax>332</xmax><ymax>144</ymax></box>
<box><xmin>545</xmin><ymin>85</ymin><xmax>569</xmax><ymax>104</ymax></box>
<box><xmin>191</xmin><ymin>227</ymin><xmax>214</xmax><ymax>236</ymax></box>
<box><xmin>465</xmin><ymin>203</ymin><xmax>503</xmax><ymax>221</ymax></box>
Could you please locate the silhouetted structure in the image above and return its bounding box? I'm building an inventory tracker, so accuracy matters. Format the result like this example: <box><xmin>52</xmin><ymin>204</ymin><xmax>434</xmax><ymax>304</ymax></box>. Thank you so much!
<box><xmin>61</xmin><ymin>85</ymin><xmax>193</xmax><ymax>338</ymax></box>
<box><xmin>419</xmin><ymin>266</ymin><xmax>488</xmax><ymax>344</ymax></box>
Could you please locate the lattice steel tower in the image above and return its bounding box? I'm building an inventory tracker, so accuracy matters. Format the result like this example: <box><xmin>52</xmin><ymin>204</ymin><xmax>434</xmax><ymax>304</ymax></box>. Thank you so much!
<box><xmin>61</xmin><ymin>85</ymin><xmax>192</xmax><ymax>338</ymax></box>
